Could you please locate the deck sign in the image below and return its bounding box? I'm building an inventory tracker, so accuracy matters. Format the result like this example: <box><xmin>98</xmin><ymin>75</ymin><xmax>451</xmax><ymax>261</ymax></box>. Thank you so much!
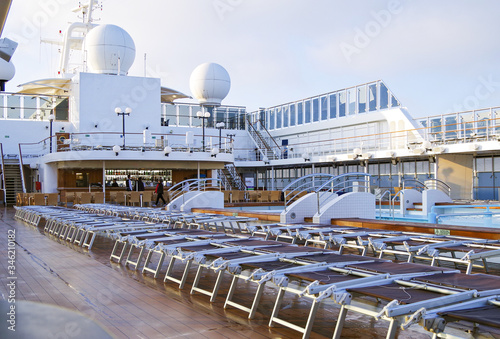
<box><xmin>434</xmin><ymin>228</ymin><xmax>450</xmax><ymax>236</ymax></box>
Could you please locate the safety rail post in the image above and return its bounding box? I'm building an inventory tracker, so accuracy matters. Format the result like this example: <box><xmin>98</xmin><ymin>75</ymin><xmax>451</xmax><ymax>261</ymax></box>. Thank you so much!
<box><xmin>0</xmin><ymin>144</ymin><xmax>5</xmax><ymax>204</ymax></box>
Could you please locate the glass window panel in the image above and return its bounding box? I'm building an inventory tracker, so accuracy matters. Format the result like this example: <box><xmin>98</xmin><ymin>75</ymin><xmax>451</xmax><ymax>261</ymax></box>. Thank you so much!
<box><xmin>461</xmin><ymin>113</ymin><xmax>475</xmax><ymax>138</ymax></box>
<box><xmin>7</xmin><ymin>96</ymin><xmax>20</xmax><ymax>119</ymax></box>
<box><xmin>368</xmin><ymin>163</ymin><xmax>379</xmax><ymax>175</ymax></box>
<box><xmin>283</xmin><ymin>106</ymin><xmax>289</xmax><ymax>127</ymax></box>
<box><xmin>329</xmin><ymin>93</ymin><xmax>337</xmax><ymax>118</ymax></box>
<box><xmin>269</xmin><ymin>109</ymin><xmax>275</xmax><ymax>130</ymax></box>
<box><xmin>358</xmin><ymin>86</ymin><xmax>366</xmax><ymax>113</ymax></box>
<box><xmin>368</xmin><ymin>84</ymin><xmax>377</xmax><ymax>111</ymax></box>
<box><xmin>313</xmin><ymin>98</ymin><xmax>319</xmax><ymax>122</ymax></box>
<box><xmin>380</xmin><ymin>82</ymin><xmax>389</xmax><ymax>109</ymax></box>
<box><xmin>348</xmin><ymin>88</ymin><xmax>356</xmax><ymax>115</ymax></box>
<box><xmin>289</xmin><ymin>104</ymin><xmax>295</xmax><ymax>126</ymax></box>
<box><xmin>444</xmin><ymin>115</ymin><xmax>458</xmax><ymax>140</ymax></box>
<box><xmin>477</xmin><ymin>109</ymin><xmax>490</xmax><ymax>136</ymax></box>
<box><xmin>54</xmin><ymin>98</ymin><xmax>69</xmax><ymax>121</ymax></box>
<box><xmin>297</xmin><ymin>102</ymin><xmax>303</xmax><ymax>125</ymax></box>
<box><xmin>23</xmin><ymin>96</ymin><xmax>38</xmax><ymax>120</ymax></box>
<box><xmin>305</xmin><ymin>100</ymin><xmax>311</xmax><ymax>123</ymax></box>
<box><xmin>276</xmin><ymin>107</ymin><xmax>282</xmax><ymax>129</ymax></box>
<box><xmin>164</xmin><ymin>104</ymin><xmax>177</xmax><ymax>126</ymax></box>
<box><xmin>339</xmin><ymin>91</ymin><xmax>346</xmax><ymax>117</ymax></box>
<box><xmin>321</xmin><ymin>96</ymin><xmax>328</xmax><ymax>120</ymax></box>
<box><xmin>227</xmin><ymin>108</ymin><xmax>238</xmax><ymax>129</ymax></box>
<box><xmin>391</xmin><ymin>94</ymin><xmax>399</xmax><ymax>107</ymax></box>
<box><xmin>215</xmin><ymin>107</ymin><xmax>226</xmax><ymax>125</ymax></box>
<box><xmin>430</xmin><ymin>117</ymin><xmax>443</xmax><ymax>141</ymax></box>
<box><xmin>179</xmin><ymin>105</ymin><xmax>191</xmax><ymax>126</ymax></box>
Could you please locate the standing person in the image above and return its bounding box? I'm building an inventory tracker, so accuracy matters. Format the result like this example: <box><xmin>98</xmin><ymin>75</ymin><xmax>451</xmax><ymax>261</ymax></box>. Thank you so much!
<box><xmin>126</xmin><ymin>175</ymin><xmax>133</xmax><ymax>191</ymax></box>
<box><xmin>155</xmin><ymin>178</ymin><xmax>166</xmax><ymax>206</ymax></box>
<box><xmin>137</xmin><ymin>177</ymin><xmax>145</xmax><ymax>191</ymax></box>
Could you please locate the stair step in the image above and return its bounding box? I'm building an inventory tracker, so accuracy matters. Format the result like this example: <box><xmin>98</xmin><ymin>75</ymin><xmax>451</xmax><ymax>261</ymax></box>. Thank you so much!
<box><xmin>406</xmin><ymin>208</ymin><xmax>423</xmax><ymax>211</ymax></box>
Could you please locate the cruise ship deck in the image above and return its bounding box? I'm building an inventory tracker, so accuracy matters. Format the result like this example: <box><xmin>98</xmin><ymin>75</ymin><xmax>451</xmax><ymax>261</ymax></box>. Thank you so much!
<box><xmin>4</xmin><ymin>205</ymin><xmax>500</xmax><ymax>339</ymax></box>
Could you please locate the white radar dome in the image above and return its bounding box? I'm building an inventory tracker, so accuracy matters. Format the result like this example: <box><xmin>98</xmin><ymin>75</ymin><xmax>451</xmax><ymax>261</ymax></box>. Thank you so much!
<box><xmin>0</xmin><ymin>58</ymin><xmax>15</xmax><ymax>81</ymax></box>
<box><xmin>84</xmin><ymin>24</ymin><xmax>136</xmax><ymax>75</ymax></box>
<box><xmin>189</xmin><ymin>62</ymin><xmax>230</xmax><ymax>106</ymax></box>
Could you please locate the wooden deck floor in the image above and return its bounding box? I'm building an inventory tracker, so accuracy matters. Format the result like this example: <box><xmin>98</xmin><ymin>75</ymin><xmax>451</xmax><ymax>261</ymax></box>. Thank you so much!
<box><xmin>0</xmin><ymin>207</ymin><xmax>443</xmax><ymax>338</ymax></box>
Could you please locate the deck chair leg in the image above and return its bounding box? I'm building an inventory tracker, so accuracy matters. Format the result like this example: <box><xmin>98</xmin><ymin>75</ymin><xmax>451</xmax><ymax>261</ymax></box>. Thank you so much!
<box><xmin>302</xmin><ymin>300</ymin><xmax>322</xmax><ymax>339</ymax></box>
<box><xmin>333</xmin><ymin>305</ymin><xmax>349</xmax><ymax>339</ymax></box>
<box><xmin>466</xmin><ymin>261</ymin><xmax>473</xmax><ymax>275</ymax></box>
<box><xmin>210</xmin><ymin>270</ymin><xmax>225</xmax><ymax>303</ymax></box>
<box><xmin>269</xmin><ymin>287</ymin><xmax>286</xmax><ymax>327</ymax></box>
<box><xmin>482</xmin><ymin>258</ymin><xmax>489</xmax><ymax>273</ymax></box>
<box><xmin>179</xmin><ymin>260</ymin><xmax>192</xmax><ymax>289</ymax></box>
<box><xmin>190</xmin><ymin>265</ymin><xmax>204</xmax><ymax>295</ymax></box>
<box><xmin>249</xmin><ymin>282</ymin><xmax>266</xmax><ymax>319</ymax></box>
<box><xmin>386</xmin><ymin>318</ymin><xmax>400</xmax><ymax>339</ymax></box>
<box><xmin>224</xmin><ymin>275</ymin><xmax>239</xmax><ymax>309</ymax></box>
<box><xmin>164</xmin><ymin>257</ymin><xmax>177</xmax><ymax>282</ymax></box>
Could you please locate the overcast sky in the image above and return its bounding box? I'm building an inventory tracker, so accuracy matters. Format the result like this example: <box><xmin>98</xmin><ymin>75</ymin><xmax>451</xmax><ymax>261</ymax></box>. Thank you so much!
<box><xmin>3</xmin><ymin>0</ymin><xmax>500</xmax><ymax>117</ymax></box>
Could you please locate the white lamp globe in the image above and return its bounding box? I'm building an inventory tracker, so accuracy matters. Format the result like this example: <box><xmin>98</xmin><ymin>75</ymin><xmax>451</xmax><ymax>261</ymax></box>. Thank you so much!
<box><xmin>189</xmin><ymin>62</ymin><xmax>230</xmax><ymax>106</ymax></box>
<box><xmin>84</xmin><ymin>24</ymin><xmax>136</xmax><ymax>75</ymax></box>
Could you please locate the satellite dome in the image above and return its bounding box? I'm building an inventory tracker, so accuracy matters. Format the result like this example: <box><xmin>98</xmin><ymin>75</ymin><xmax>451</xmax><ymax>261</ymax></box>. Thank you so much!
<box><xmin>189</xmin><ymin>62</ymin><xmax>230</xmax><ymax>106</ymax></box>
<box><xmin>0</xmin><ymin>58</ymin><xmax>15</xmax><ymax>81</ymax></box>
<box><xmin>84</xmin><ymin>24</ymin><xmax>136</xmax><ymax>75</ymax></box>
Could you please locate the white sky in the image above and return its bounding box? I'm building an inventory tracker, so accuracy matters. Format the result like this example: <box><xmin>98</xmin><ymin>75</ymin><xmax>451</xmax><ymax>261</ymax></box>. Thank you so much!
<box><xmin>3</xmin><ymin>0</ymin><xmax>500</xmax><ymax>117</ymax></box>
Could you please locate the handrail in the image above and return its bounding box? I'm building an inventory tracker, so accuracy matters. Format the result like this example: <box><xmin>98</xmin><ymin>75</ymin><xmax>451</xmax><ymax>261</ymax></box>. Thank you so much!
<box><xmin>425</xmin><ymin>178</ymin><xmax>451</xmax><ymax>196</ymax></box>
<box><xmin>401</xmin><ymin>179</ymin><xmax>427</xmax><ymax>191</ymax></box>
<box><xmin>282</xmin><ymin>173</ymin><xmax>336</xmax><ymax>210</ymax></box>
<box><xmin>315</xmin><ymin>173</ymin><xmax>372</xmax><ymax>214</ymax></box>
<box><xmin>168</xmin><ymin>178</ymin><xmax>222</xmax><ymax>203</ymax></box>
<box><xmin>256</xmin><ymin>119</ymin><xmax>282</xmax><ymax>153</ymax></box>
<box><xmin>18</xmin><ymin>143</ymin><xmax>26</xmax><ymax>193</ymax></box>
<box><xmin>391</xmin><ymin>190</ymin><xmax>404</xmax><ymax>219</ymax></box>
<box><xmin>0</xmin><ymin>143</ymin><xmax>5</xmax><ymax>204</ymax></box>
<box><xmin>377</xmin><ymin>190</ymin><xmax>391</xmax><ymax>218</ymax></box>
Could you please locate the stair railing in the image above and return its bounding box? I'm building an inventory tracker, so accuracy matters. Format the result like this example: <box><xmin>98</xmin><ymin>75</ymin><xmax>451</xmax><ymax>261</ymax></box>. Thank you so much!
<box><xmin>18</xmin><ymin>144</ymin><xmax>26</xmax><ymax>193</ymax></box>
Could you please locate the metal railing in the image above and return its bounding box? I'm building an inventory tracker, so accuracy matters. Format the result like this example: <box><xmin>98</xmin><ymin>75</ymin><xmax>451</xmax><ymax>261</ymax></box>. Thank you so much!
<box><xmin>424</xmin><ymin>178</ymin><xmax>451</xmax><ymax>196</ymax></box>
<box><xmin>315</xmin><ymin>173</ymin><xmax>371</xmax><ymax>214</ymax></box>
<box><xmin>282</xmin><ymin>173</ymin><xmax>336</xmax><ymax>211</ymax></box>
<box><xmin>168</xmin><ymin>178</ymin><xmax>222</xmax><ymax>204</ymax></box>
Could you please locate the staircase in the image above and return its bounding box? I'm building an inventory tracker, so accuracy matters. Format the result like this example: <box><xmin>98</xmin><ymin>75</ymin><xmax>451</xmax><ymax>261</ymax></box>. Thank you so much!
<box><xmin>218</xmin><ymin>163</ymin><xmax>246</xmax><ymax>190</ymax></box>
<box><xmin>246</xmin><ymin>116</ymin><xmax>281</xmax><ymax>161</ymax></box>
<box><xmin>4</xmin><ymin>160</ymin><xmax>23</xmax><ymax>205</ymax></box>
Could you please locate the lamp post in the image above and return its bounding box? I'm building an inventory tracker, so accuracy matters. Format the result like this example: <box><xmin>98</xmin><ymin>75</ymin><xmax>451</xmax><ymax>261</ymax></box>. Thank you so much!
<box><xmin>196</xmin><ymin>110</ymin><xmax>210</xmax><ymax>152</ymax></box>
<box><xmin>216</xmin><ymin>122</ymin><xmax>225</xmax><ymax>150</ymax></box>
<box><xmin>115</xmin><ymin>107</ymin><xmax>132</xmax><ymax>148</ymax></box>
<box><xmin>48</xmin><ymin>113</ymin><xmax>55</xmax><ymax>153</ymax></box>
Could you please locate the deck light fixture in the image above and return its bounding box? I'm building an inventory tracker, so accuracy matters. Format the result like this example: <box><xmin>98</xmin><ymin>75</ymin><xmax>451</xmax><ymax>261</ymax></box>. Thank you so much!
<box><xmin>115</xmin><ymin>107</ymin><xmax>132</xmax><ymax>148</ymax></box>
<box><xmin>113</xmin><ymin>145</ymin><xmax>120</xmax><ymax>156</ymax></box>
<box><xmin>211</xmin><ymin>147</ymin><xmax>219</xmax><ymax>158</ymax></box>
<box><xmin>216</xmin><ymin>121</ymin><xmax>225</xmax><ymax>150</ymax></box>
<box><xmin>164</xmin><ymin>146</ymin><xmax>172</xmax><ymax>156</ymax></box>
<box><xmin>196</xmin><ymin>110</ymin><xmax>210</xmax><ymax>151</ymax></box>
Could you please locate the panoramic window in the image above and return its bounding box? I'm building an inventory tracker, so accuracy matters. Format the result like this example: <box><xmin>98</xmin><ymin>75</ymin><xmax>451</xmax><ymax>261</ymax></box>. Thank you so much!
<box><xmin>269</xmin><ymin>109</ymin><xmax>275</xmax><ymax>130</ymax></box>
<box><xmin>289</xmin><ymin>104</ymin><xmax>295</xmax><ymax>126</ymax></box>
<box><xmin>297</xmin><ymin>102</ymin><xmax>303</xmax><ymax>125</ymax></box>
<box><xmin>368</xmin><ymin>84</ymin><xmax>377</xmax><ymax>111</ymax></box>
<box><xmin>305</xmin><ymin>100</ymin><xmax>311</xmax><ymax>123</ymax></box>
<box><xmin>321</xmin><ymin>96</ymin><xmax>328</xmax><ymax>120</ymax></box>
<box><xmin>339</xmin><ymin>91</ymin><xmax>346</xmax><ymax>117</ymax></box>
<box><xmin>348</xmin><ymin>88</ymin><xmax>356</xmax><ymax>115</ymax></box>
<box><xmin>380</xmin><ymin>82</ymin><xmax>389</xmax><ymax>109</ymax></box>
<box><xmin>276</xmin><ymin>107</ymin><xmax>282</xmax><ymax>129</ymax></box>
<box><xmin>313</xmin><ymin>98</ymin><xmax>319</xmax><ymax>122</ymax></box>
<box><xmin>329</xmin><ymin>93</ymin><xmax>337</xmax><ymax>118</ymax></box>
<box><xmin>358</xmin><ymin>86</ymin><xmax>366</xmax><ymax>113</ymax></box>
<box><xmin>283</xmin><ymin>106</ymin><xmax>289</xmax><ymax>127</ymax></box>
<box><xmin>179</xmin><ymin>105</ymin><xmax>191</xmax><ymax>126</ymax></box>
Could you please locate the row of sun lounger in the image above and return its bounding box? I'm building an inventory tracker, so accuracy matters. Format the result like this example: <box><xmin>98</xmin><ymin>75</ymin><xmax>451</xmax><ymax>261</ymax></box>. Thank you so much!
<box><xmin>14</xmin><ymin>204</ymin><xmax>500</xmax><ymax>338</ymax></box>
